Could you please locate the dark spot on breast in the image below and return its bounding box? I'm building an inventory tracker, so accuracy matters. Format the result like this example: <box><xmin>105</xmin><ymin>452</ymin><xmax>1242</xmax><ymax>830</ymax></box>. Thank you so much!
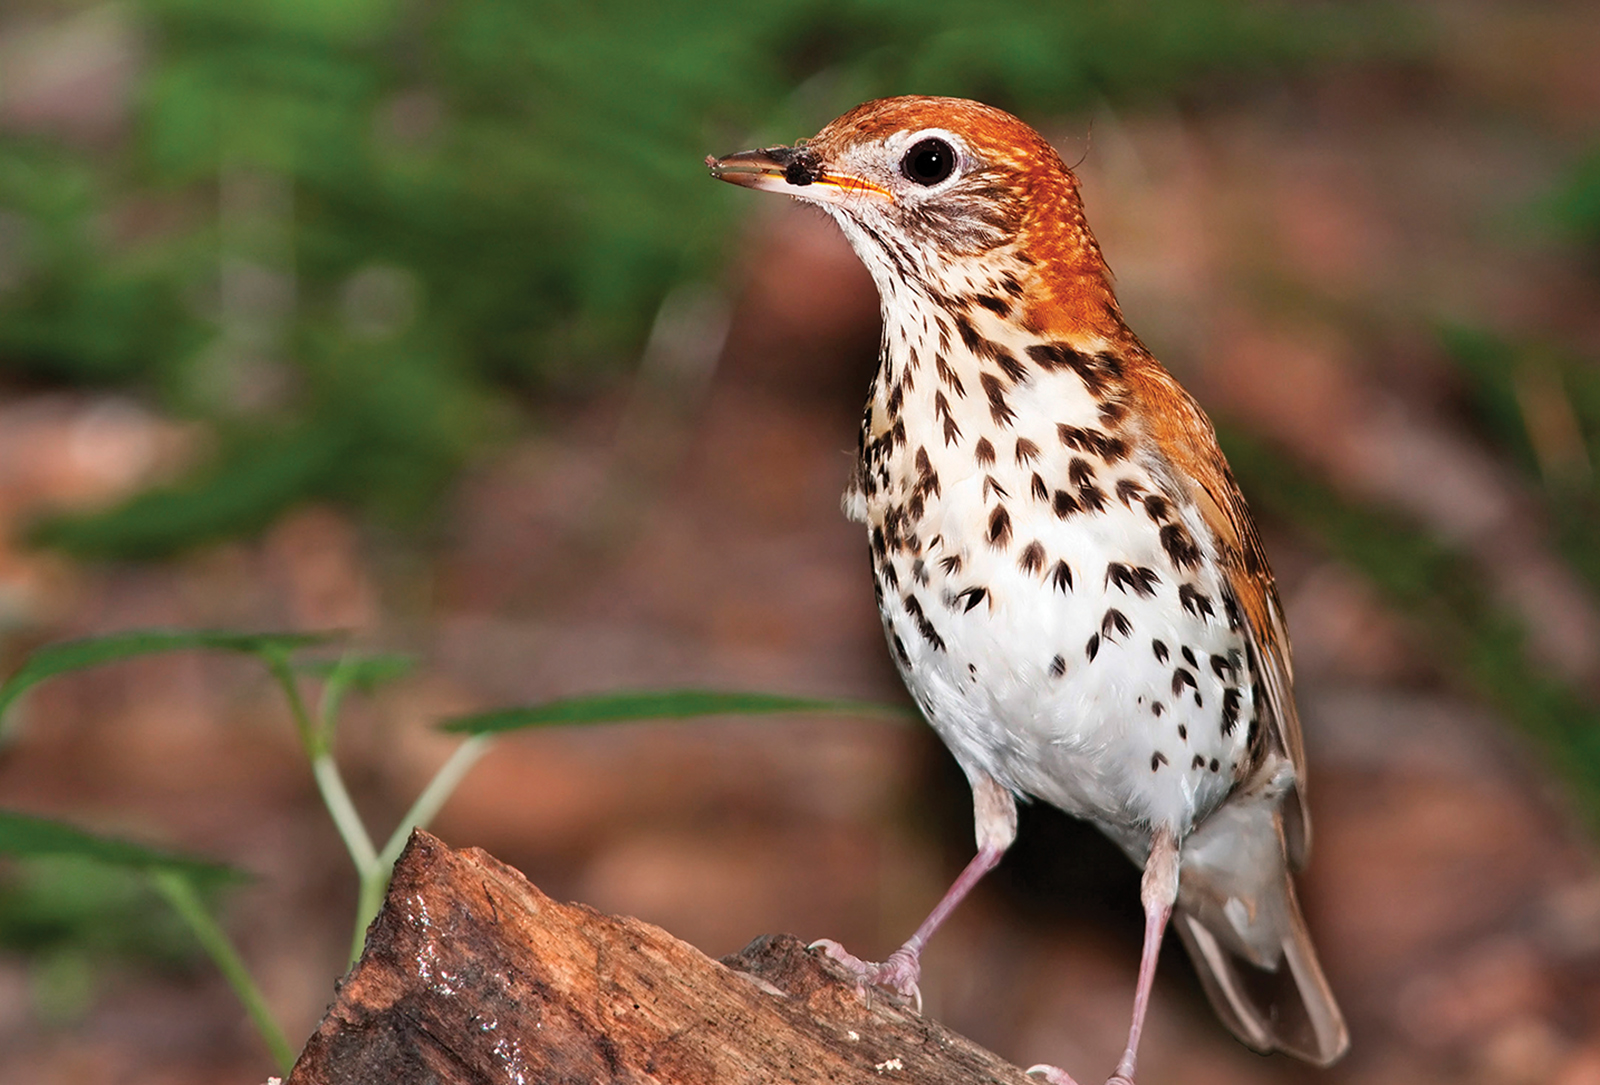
<box><xmin>1052</xmin><ymin>490</ymin><xmax>1079</xmax><ymax>518</ymax></box>
<box><xmin>993</xmin><ymin>349</ymin><xmax>1027</xmax><ymax>383</ymax></box>
<box><xmin>1178</xmin><ymin>724</ymin><xmax>1187</xmax><ymax>740</ymax></box>
<box><xmin>1026</xmin><ymin>341</ymin><xmax>1085</xmax><ymax>372</ymax></box>
<box><xmin>939</xmin><ymin>554</ymin><xmax>963</xmax><ymax>575</ymax></box>
<box><xmin>936</xmin><ymin>354</ymin><xmax>966</xmax><ymax>397</ymax></box>
<box><xmin>980</xmin><ymin>373</ymin><xmax>1015</xmax><ymax>427</ymax></box>
<box><xmin>1172</xmin><ymin>667</ymin><xmax>1197</xmax><ymax>695</ymax></box>
<box><xmin>892</xmin><ymin>633</ymin><xmax>910</xmax><ymax>666</ymax></box>
<box><xmin>1085</xmin><ymin>633</ymin><xmax>1101</xmax><ymax>661</ymax></box>
<box><xmin>982</xmin><ymin>475</ymin><xmax>1009</xmax><ymax>500</ymax></box>
<box><xmin>1077</xmin><ymin>483</ymin><xmax>1107</xmax><ymax>512</ymax></box>
<box><xmin>1106</xmin><ymin>562</ymin><xmax>1159</xmax><ymax>597</ymax></box>
<box><xmin>1144</xmin><ymin>494</ymin><xmax>1170</xmax><ymax>522</ymax></box>
<box><xmin>1029</xmin><ymin>342</ymin><xmax>1108</xmax><ymax>394</ymax></box>
<box><xmin>1050</xmin><ymin>560</ymin><xmax>1073</xmax><ymax>592</ymax></box>
<box><xmin>1015</xmin><ymin>437</ymin><xmax>1040</xmax><ymax>464</ymax></box>
<box><xmin>1101</xmin><ymin>608</ymin><xmax>1131</xmax><ymax>638</ymax></box>
<box><xmin>1152</xmin><ymin>639</ymin><xmax>1169</xmax><ymax>663</ymax></box>
<box><xmin>1211</xmin><ymin>654</ymin><xmax>1234</xmax><ymax>681</ymax></box>
<box><xmin>974</xmin><ymin>437</ymin><xmax>995</xmax><ymax>465</ymax></box>
<box><xmin>955</xmin><ymin>312</ymin><xmax>983</xmax><ymax>353</ymax></box>
<box><xmin>1209</xmin><ymin>758</ymin><xmax>1220</xmax><ymax>772</ymax></box>
<box><xmin>1099</xmin><ymin>401</ymin><xmax>1128</xmax><ymax>427</ymax></box>
<box><xmin>1019</xmin><ymin>541</ymin><xmax>1045</xmax><ymax>575</ymax></box>
<box><xmin>955</xmin><ymin>313</ymin><xmax>1008</xmax><ymax>365</ymax></box>
<box><xmin>1031</xmin><ymin>473</ymin><xmax>1049</xmax><ymax>501</ymax></box>
<box><xmin>943</xmin><ymin>416</ymin><xmax>962</xmax><ymax>445</ymax></box>
<box><xmin>1181</xmin><ymin>646</ymin><xmax>1198</xmax><ymax>668</ymax></box>
<box><xmin>1151</xmin><ymin>751</ymin><xmax>1168</xmax><ymax>771</ymax></box>
<box><xmin>987</xmin><ymin>505</ymin><xmax>1012</xmax><ymax>547</ymax></box>
<box><xmin>1179</xmin><ymin>583</ymin><xmax>1215</xmax><ymax>619</ymax></box>
<box><xmin>1049</xmin><ymin>654</ymin><xmax>1066</xmax><ymax>678</ymax></box>
<box><xmin>1068</xmin><ymin>457</ymin><xmax>1095</xmax><ymax>487</ymax></box>
<box><xmin>1192</xmin><ymin>754</ymin><xmax>1206</xmax><ymax>770</ymax></box>
<box><xmin>1222</xmin><ymin>688</ymin><xmax>1241</xmax><ymax>734</ymax></box>
<box><xmin>1152</xmin><ymin>702</ymin><xmax>1165</xmax><ymax>717</ymax></box>
<box><xmin>903</xmin><ymin>594</ymin><xmax>945</xmax><ymax>652</ymax></box>
<box><xmin>881</xmin><ymin>562</ymin><xmax>900</xmax><ymax>590</ymax></box>
<box><xmin>958</xmin><ymin>586</ymin><xmax>988</xmax><ymax>613</ymax></box>
<box><xmin>1056</xmin><ymin>424</ymin><xmax>1125</xmax><ymax>462</ymax></box>
<box><xmin>1223</xmin><ymin>593</ymin><xmax>1243</xmax><ymax>632</ymax></box>
<box><xmin>1115</xmin><ymin>479</ymin><xmax>1144</xmax><ymax>506</ymax></box>
<box><xmin>975</xmin><ymin>294</ymin><xmax>1008</xmax><ymax>316</ymax></box>
<box><xmin>1161</xmin><ymin>523</ymin><xmax>1202</xmax><ymax>570</ymax></box>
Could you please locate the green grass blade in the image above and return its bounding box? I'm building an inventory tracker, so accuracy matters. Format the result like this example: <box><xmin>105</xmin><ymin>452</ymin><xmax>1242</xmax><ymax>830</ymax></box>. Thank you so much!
<box><xmin>294</xmin><ymin>653</ymin><xmax>416</xmax><ymax>690</ymax></box>
<box><xmin>0</xmin><ymin>809</ymin><xmax>243</xmax><ymax>885</ymax></box>
<box><xmin>439</xmin><ymin>689</ymin><xmax>912</xmax><ymax>735</ymax></box>
<box><xmin>150</xmin><ymin>871</ymin><xmax>294</xmax><ymax>1074</ymax></box>
<box><xmin>0</xmin><ymin>629</ymin><xmax>337</xmax><ymax>723</ymax></box>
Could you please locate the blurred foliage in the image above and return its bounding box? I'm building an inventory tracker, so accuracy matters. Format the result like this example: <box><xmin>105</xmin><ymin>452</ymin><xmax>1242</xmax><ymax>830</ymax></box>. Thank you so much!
<box><xmin>1223</xmin><ymin>428</ymin><xmax>1600</xmax><ymax>828</ymax></box>
<box><xmin>1442</xmin><ymin>324</ymin><xmax>1600</xmax><ymax>600</ymax></box>
<box><xmin>0</xmin><ymin>854</ymin><xmax>217</xmax><ymax>1026</ymax></box>
<box><xmin>0</xmin><ymin>855</ymin><xmax>198</xmax><ymax>966</ymax></box>
<box><xmin>0</xmin><ymin>0</ymin><xmax>1399</xmax><ymax>557</ymax></box>
<box><xmin>1552</xmin><ymin>143</ymin><xmax>1600</xmax><ymax>252</ymax></box>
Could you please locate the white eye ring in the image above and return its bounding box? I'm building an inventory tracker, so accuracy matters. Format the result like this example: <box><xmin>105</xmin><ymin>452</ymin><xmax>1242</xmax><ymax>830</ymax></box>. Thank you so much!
<box><xmin>901</xmin><ymin>137</ymin><xmax>957</xmax><ymax>186</ymax></box>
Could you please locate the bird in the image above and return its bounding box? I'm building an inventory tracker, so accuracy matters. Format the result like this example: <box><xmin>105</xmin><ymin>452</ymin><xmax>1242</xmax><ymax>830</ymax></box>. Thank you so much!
<box><xmin>707</xmin><ymin>96</ymin><xmax>1348</xmax><ymax>1084</ymax></box>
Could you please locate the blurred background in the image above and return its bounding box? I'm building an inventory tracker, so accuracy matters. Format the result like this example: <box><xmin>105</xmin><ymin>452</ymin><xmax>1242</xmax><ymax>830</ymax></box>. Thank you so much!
<box><xmin>1</xmin><ymin>0</ymin><xmax>1599</xmax><ymax>1081</ymax></box>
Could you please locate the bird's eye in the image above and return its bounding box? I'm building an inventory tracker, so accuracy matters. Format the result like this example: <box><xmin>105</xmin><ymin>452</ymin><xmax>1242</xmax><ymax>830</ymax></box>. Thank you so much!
<box><xmin>901</xmin><ymin>138</ymin><xmax>956</xmax><ymax>186</ymax></box>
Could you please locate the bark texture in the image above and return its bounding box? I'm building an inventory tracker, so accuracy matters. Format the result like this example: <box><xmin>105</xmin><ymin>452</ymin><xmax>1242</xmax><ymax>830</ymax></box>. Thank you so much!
<box><xmin>287</xmin><ymin>830</ymin><xmax>1038</xmax><ymax>1084</ymax></box>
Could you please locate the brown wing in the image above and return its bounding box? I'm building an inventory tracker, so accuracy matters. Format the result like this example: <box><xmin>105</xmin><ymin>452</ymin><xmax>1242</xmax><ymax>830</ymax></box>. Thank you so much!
<box><xmin>1126</xmin><ymin>355</ymin><xmax>1311</xmax><ymax>866</ymax></box>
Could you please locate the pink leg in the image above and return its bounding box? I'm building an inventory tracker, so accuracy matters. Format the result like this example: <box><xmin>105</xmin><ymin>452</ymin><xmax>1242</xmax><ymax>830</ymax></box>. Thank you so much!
<box><xmin>1028</xmin><ymin>826</ymin><xmax>1179</xmax><ymax>1085</ymax></box>
<box><xmin>1108</xmin><ymin>826</ymin><xmax>1179</xmax><ymax>1085</ymax></box>
<box><xmin>815</xmin><ymin>772</ymin><xmax>1017</xmax><ymax>1008</ymax></box>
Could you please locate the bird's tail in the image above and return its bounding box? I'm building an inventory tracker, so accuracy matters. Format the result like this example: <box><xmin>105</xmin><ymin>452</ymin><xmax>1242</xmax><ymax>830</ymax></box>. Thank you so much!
<box><xmin>1173</xmin><ymin>799</ymin><xmax>1349</xmax><ymax>1064</ymax></box>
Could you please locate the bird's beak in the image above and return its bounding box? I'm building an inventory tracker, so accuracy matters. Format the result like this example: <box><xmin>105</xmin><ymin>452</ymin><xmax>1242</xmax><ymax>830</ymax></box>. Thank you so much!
<box><xmin>706</xmin><ymin>144</ymin><xmax>892</xmax><ymax>205</ymax></box>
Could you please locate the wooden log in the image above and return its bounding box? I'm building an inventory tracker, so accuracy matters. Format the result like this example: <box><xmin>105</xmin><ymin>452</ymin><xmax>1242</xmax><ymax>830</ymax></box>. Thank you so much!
<box><xmin>287</xmin><ymin>830</ymin><xmax>1040</xmax><ymax>1084</ymax></box>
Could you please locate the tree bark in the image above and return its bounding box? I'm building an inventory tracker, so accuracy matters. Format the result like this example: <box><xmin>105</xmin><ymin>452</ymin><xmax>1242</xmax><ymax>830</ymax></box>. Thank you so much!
<box><xmin>286</xmin><ymin>830</ymin><xmax>1039</xmax><ymax>1084</ymax></box>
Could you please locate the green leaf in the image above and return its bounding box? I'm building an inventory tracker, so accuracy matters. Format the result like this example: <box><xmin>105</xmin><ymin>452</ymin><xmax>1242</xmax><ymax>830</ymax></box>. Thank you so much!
<box><xmin>439</xmin><ymin>689</ymin><xmax>913</xmax><ymax>734</ymax></box>
<box><xmin>0</xmin><ymin>629</ymin><xmax>337</xmax><ymax>723</ymax></box>
<box><xmin>0</xmin><ymin>810</ymin><xmax>242</xmax><ymax>884</ymax></box>
<box><xmin>295</xmin><ymin>653</ymin><xmax>416</xmax><ymax>690</ymax></box>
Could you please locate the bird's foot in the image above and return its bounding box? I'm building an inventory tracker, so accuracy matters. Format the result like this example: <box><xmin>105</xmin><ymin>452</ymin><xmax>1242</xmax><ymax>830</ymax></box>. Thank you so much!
<box><xmin>1024</xmin><ymin>1064</ymin><xmax>1083</xmax><ymax>1085</ymax></box>
<box><xmin>808</xmin><ymin>939</ymin><xmax>923</xmax><ymax>1011</ymax></box>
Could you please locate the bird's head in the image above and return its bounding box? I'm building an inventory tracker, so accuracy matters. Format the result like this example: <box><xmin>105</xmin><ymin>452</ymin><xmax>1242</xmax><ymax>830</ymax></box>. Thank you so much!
<box><xmin>708</xmin><ymin>96</ymin><xmax>1120</xmax><ymax>337</ymax></box>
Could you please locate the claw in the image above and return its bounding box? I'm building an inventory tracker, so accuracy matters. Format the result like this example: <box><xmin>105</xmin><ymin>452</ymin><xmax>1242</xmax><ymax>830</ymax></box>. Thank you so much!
<box><xmin>1025</xmin><ymin>1064</ymin><xmax>1083</xmax><ymax>1085</ymax></box>
<box><xmin>807</xmin><ymin>939</ymin><xmax>924</xmax><ymax>1012</ymax></box>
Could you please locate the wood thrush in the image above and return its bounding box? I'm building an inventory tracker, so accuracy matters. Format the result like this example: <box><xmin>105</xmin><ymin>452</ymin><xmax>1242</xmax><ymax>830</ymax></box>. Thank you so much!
<box><xmin>708</xmin><ymin>96</ymin><xmax>1349</xmax><ymax>1084</ymax></box>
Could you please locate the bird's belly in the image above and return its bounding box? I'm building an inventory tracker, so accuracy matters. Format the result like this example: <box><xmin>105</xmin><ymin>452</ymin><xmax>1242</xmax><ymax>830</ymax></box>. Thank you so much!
<box><xmin>871</xmin><ymin>483</ymin><xmax>1253</xmax><ymax>836</ymax></box>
